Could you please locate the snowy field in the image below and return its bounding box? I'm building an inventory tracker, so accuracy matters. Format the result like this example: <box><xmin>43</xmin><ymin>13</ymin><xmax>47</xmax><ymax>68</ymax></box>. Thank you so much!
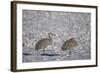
<box><xmin>22</xmin><ymin>10</ymin><xmax>91</xmax><ymax>62</ymax></box>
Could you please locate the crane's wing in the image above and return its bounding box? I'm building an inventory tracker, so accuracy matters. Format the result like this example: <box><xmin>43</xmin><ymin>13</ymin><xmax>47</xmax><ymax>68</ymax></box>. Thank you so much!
<box><xmin>35</xmin><ymin>38</ymin><xmax>50</xmax><ymax>50</ymax></box>
<box><xmin>61</xmin><ymin>38</ymin><xmax>77</xmax><ymax>50</ymax></box>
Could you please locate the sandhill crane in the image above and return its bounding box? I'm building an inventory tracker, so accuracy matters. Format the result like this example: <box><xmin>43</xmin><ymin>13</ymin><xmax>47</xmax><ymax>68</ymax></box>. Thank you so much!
<box><xmin>61</xmin><ymin>38</ymin><xmax>78</xmax><ymax>56</ymax></box>
<box><xmin>35</xmin><ymin>33</ymin><xmax>56</xmax><ymax>54</ymax></box>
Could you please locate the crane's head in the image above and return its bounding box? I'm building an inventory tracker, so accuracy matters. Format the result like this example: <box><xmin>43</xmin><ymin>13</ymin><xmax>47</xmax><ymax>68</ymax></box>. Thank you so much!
<box><xmin>48</xmin><ymin>33</ymin><xmax>56</xmax><ymax>40</ymax></box>
<box><xmin>69</xmin><ymin>38</ymin><xmax>74</xmax><ymax>41</ymax></box>
<box><xmin>69</xmin><ymin>38</ymin><xmax>78</xmax><ymax>46</ymax></box>
<box><xmin>49</xmin><ymin>33</ymin><xmax>56</xmax><ymax>36</ymax></box>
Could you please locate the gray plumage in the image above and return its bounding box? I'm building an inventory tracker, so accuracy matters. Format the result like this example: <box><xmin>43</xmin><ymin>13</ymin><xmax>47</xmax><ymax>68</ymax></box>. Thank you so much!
<box><xmin>61</xmin><ymin>38</ymin><xmax>78</xmax><ymax>56</ymax></box>
<box><xmin>35</xmin><ymin>33</ymin><xmax>55</xmax><ymax>53</ymax></box>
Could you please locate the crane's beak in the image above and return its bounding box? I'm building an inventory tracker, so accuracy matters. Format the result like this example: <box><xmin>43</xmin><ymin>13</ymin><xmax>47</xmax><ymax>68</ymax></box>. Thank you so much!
<box><xmin>52</xmin><ymin>33</ymin><xmax>56</xmax><ymax>36</ymax></box>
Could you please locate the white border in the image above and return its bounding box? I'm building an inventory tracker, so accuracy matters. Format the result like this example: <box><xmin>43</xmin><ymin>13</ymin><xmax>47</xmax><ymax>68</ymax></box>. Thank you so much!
<box><xmin>17</xmin><ymin>3</ymin><xmax>96</xmax><ymax>69</ymax></box>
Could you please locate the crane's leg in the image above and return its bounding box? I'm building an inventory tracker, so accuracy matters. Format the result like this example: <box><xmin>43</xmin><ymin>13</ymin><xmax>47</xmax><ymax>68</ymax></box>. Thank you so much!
<box><xmin>43</xmin><ymin>48</ymin><xmax>45</xmax><ymax>54</ymax></box>
<box><xmin>69</xmin><ymin>50</ymin><xmax>72</xmax><ymax>56</ymax></box>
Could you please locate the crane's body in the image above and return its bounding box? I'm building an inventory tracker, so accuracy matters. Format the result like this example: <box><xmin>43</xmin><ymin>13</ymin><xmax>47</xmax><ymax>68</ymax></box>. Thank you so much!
<box><xmin>61</xmin><ymin>38</ymin><xmax>77</xmax><ymax>56</ymax></box>
<box><xmin>35</xmin><ymin>33</ymin><xmax>55</xmax><ymax>53</ymax></box>
<box><xmin>35</xmin><ymin>38</ymin><xmax>52</xmax><ymax>52</ymax></box>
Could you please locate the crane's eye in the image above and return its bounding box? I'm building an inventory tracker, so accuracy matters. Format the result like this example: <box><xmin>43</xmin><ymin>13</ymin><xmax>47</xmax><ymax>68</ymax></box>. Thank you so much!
<box><xmin>52</xmin><ymin>34</ymin><xmax>56</xmax><ymax>36</ymax></box>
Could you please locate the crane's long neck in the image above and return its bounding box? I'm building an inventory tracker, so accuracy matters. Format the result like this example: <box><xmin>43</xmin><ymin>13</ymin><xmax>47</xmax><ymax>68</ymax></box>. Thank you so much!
<box><xmin>48</xmin><ymin>33</ymin><xmax>52</xmax><ymax>41</ymax></box>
